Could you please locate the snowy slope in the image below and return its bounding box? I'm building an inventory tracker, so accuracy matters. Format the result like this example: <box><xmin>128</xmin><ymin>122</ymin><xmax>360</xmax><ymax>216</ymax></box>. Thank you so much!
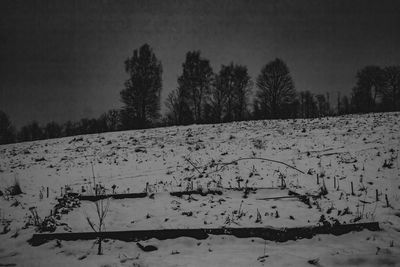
<box><xmin>0</xmin><ymin>112</ymin><xmax>399</xmax><ymax>266</ymax></box>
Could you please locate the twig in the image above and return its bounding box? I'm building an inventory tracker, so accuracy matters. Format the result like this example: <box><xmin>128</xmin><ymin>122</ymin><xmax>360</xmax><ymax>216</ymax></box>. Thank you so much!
<box><xmin>213</xmin><ymin>157</ymin><xmax>306</xmax><ymax>174</ymax></box>
<box><xmin>385</xmin><ymin>194</ymin><xmax>390</xmax><ymax>207</ymax></box>
<box><xmin>184</xmin><ymin>157</ymin><xmax>203</xmax><ymax>175</ymax></box>
<box><xmin>91</xmin><ymin>162</ymin><xmax>96</xmax><ymax>196</ymax></box>
<box><xmin>257</xmin><ymin>195</ymin><xmax>304</xmax><ymax>201</ymax></box>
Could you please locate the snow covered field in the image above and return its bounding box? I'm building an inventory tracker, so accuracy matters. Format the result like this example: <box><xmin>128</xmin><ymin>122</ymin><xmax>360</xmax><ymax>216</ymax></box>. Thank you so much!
<box><xmin>1</xmin><ymin>112</ymin><xmax>400</xmax><ymax>266</ymax></box>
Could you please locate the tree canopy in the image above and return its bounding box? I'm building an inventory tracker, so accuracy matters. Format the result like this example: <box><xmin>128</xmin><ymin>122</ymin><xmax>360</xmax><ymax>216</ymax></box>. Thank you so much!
<box><xmin>120</xmin><ymin>44</ymin><xmax>162</xmax><ymax>129</ymax></box>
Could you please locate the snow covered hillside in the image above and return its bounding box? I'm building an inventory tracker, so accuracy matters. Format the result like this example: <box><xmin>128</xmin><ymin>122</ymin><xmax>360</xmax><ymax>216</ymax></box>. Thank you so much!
<box><xmin>1</xmin><ymin>112</ymin><xmax>400</xmax><ymax>266</ymax></box>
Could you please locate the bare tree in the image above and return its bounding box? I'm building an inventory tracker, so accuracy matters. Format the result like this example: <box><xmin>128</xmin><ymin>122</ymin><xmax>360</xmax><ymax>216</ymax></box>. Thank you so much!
<box><xmin>0</xmin><ymin>110</ymin><xmax>16</xmax><ymax>144</ymax></box>
<box><xmin>381</xmin><ymin>66</ymin><xmax>400</xmax><ymax>111</ymax></box>
<box><xmin>86</xmin><ymin>164</ymin><xmax>110</xmax><ymax>255</ymax></box>
<box><xmin>165</xmin><ymin>88</ymin><xmax>193</xmax><ymax>125</ymax></box>
<box><xmin>232</xmin><ymin>65</ymin><xmax>252</xmax><ymax>121</ymax></box>
<box><xmin>255</xmin><ymin>58</ymin><xmax>296</xmax><ymax>119</ymax></box>
<box><xmin>299</xmin><ymin>91</ymin><xmax>318</xmax><ymax>118</ymax></box>
<box><xmin>86</xmin><ymin>196</ymin><xmax>110</xmax><ymax>255</ymax></box>
<box><xmin>315</xmin><ymin>94</ymin><xmax>328</xmax><ymax>117</ymax></box>
<box><xmin>209</xmin><ymin>63</ymin><xmax>251</xmax><ymax>123</ymax></box>
<box><xmin>340</xmin><ymin>95</ymin><xmax>350</xmax><ymax>114</ymax></box>
<box><xmin>17</xmin><ymin>121</ymin><xmax>44</xmax><ymax>142</ymax></box>
<box><xmin>211</xmin><ymin>67</ymin><xmax>229</xmax><ymax>122</ymax></box>
<box><xmin>209</xmin><ymin>73</ymin><xmax>226</xmax><ymax>123</ymax></box>
<box><xmin>98</xmin><ymin>109</ymin><xmax>121</xmax><ymax>132</ymax></box>
<box><xmin>177</xmin><ymin>51</ymin><xmax>214</xmax><ymax>123</ymax></box>
<box><xmin>326</xmin><ymin>92</ymin><xmax>331</xmax><ymax>115</ymax></box>
<box><xmin>44</xmin><ymin>121</ymin><xmax>62</xmax><ymax>139</ymax></box>
<box><xmin>337</xmin><ymin>92</ymin><xmax>341</xmax><ymax>115</ymax></box>
<box><xmin>165</xmin><ymin>90</ymin><xmax>179</xmax><ymax>124</ymax></box>
<box><xmin>351</xmin><ymin>66</ymin><xmax>384</xmax><ymax>113</ymax></box>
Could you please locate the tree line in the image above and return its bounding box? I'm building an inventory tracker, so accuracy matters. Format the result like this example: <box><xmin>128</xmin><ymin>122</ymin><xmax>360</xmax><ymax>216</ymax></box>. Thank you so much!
<box><xmin>1</xmin><ymin>44</ymin><xmax>399</xmax><ymax>145</ymax></box>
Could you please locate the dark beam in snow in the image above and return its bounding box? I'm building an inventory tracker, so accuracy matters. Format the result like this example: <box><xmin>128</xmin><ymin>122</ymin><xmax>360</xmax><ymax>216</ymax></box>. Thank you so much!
<box><xmin>170</xmin><ymin>189</ymin><xmax>223</xmax><ymax>197</ymax></box>
<box><xmin>76</xmin><ymin>188</ymin><xmax>290</xmax><ymax>202</ymax></box>
<box><xmin>29</xmin><ymin>222</ymin><xmax>380</xmax><ymax>246</ymax></box>
<box><xmin>78</xmin><ymin>192</ymin><xmax>147</xmax><ymax>201</ymax></box>
<box><xmin>77</xmin><ymin>190</ymin><xmax>224</xmax><ymax>201</ymax></box>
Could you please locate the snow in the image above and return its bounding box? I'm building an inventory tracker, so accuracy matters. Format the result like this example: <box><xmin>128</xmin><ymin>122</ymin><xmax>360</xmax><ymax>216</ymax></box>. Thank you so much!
<box><xmin>1</xmin><ymin>112</ymin><xmax>400</xmax><ymax>266</ymax></box>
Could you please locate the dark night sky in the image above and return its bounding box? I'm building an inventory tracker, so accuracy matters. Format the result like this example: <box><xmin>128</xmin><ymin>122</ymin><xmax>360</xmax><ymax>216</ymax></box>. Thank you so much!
<box><xmin>1</xmin><ymin>0</ymin><xmax>399</xmax><ymax>127</ymax></box>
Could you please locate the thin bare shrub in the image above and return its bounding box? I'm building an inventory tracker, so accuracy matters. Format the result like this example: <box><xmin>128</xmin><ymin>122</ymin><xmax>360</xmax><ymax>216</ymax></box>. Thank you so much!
<box><xmin>86</xmin><ymin>162</ymin><xmax>110</xmax><ymax>255</ymax></box>
<box><xmin>86</xmin><ymin>195</ymin><xmax>110</xmax><ymax>255</ymax></box>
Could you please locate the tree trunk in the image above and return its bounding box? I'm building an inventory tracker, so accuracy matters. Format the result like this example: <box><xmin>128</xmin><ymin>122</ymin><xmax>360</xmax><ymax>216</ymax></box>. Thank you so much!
<box><xmin>98</xmin><ymin>237</ymin><xmax>102</xmax><ymax>255</ymax></box>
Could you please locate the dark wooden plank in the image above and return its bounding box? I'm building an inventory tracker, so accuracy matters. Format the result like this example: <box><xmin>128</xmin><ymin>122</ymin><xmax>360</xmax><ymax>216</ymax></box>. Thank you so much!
<box><xmin>78</xmin><ymin>192</ymin><xmax>147</xmax><ymax>201</ymax></box>
<box><xmin>77</xmin><ymin>187</ymin><xmax>288</xmax><ymax>201</ymax></box>
<box><xmin>28</xmin><ymin>222</ymin><xmax>380</xmax><ymax>246</ymax></box>
<box><xmin>170</xmin><ymin>190</ymin><xmax>223</xmax><ymax>197</ymax></box>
